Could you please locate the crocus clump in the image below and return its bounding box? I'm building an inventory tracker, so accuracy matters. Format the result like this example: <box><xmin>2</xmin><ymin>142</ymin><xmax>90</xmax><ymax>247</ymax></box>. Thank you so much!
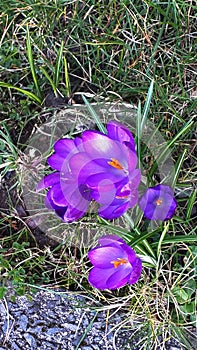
<box><xmin>37</xmin><ymin>121</ymin><xmax>141</xmax><ymax>222</ymax></box>
<box><xmin>88</xmin><ymin>235</ymin><xmax>142</xmax><ymax>290</ymax></box>
<box><xmin>138</xmin><ymin>184</ymin><xmax>177</xmax><ymax>221</ymax></box>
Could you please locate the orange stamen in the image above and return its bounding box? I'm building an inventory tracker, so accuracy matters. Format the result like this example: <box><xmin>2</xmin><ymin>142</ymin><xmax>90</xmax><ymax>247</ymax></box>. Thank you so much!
<box><xmin>108</xmin><ymin>158</ymin><xmax>124</xmax><ymax>170</ymax></box>
<box><xmin>156</xmin><ymin>198</ymin><xmax>162</xmax><ymax>205</ymax></box>
<box><xmin>111</xmin><ymin>258</ymin><xmax>128</xmax><ymax>268</ymax></box>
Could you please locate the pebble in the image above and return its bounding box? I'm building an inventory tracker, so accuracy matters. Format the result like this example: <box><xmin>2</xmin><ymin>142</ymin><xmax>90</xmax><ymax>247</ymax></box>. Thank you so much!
<box><xmin>18</xmin><ymin>314</ymin><xmax>28</xmax><ymax>331</ymax></box>
<box><xmin>23</xmin><ymin>333</ymin><xmax>37</xmax><ymax>348</ymax></box>
<box><xmin>11</xmin><ymin>342</ymin><xmax>21</xmax><ymax>350</ymax></box>
<box><xmin>46</xmin><ymin>327</ymin><xmax>62</xmax><ymax>335</ymax></box>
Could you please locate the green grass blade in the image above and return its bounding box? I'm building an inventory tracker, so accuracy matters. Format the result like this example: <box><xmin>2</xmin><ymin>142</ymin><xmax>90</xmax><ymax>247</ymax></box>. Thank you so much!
<box><xmin>186</xmin><ymin>189</ymin><xmax>197</xmax><ymax>220</ymax></box>
<box><xmin>157</xmin><ymin>222</ymin><xmax>169</xmax><ymax>257</ymax></box>
<box><xmin>64</xmin><ymin>56</ymin><xmax>71</xmax><ymax>97</ymax></box>
<box><xmin>75</xmin><ymin>311</ymin><xmax>99</xmax><ymax>350</ymax></box>
<box><xmin>171</xmin><ymin>324</ymin><xmax>194</xmax><ymax>350</ymax></box>
<box><xmin>0</xmin><ymin>125</ymin><xmax>17</xmax><ymax>154</ymax></box>
<box><xmin>136</xmin><ymin>99</ymin><xmax>142</xmax><ymax>168</ymax></box>
<box><xmin>140</xmin><ymin>79</ymin><xmax>154</xmax><ymax>136</ymax></box>
<box><xmin>0</xmin><ymin>82</ymin><xmax>42</xmax><ymax>104</ymax></box>
<box><xmin>152</xmin><ymin>235</ymin><xmax>197</xmax><ymax>245</ymax></box>
<box><xmin>172</xmin><ymin>148</ymin><xmax>188</xmax><ymax>187</ymax></box>
<box><xmin>129</xmin><ymin>229</ymin><xmax>159</xmax><ymax>247</ymax></box>
<box><xmin>131</xmin><ymin>227</ymin><xmax>156</xmax><ymax>258</ymax></box>
<box><xmin>82</xmin><ymin>95</ymin><xmax>107</xmax><ymax>133</ymax></box>
<box><xmin>54</xmin><ymin>41</ymin><xmax>64</xmax><ymax>88</ymax></box>
<box><xmin>40</xmin><ymin>66</ymin><xmax>57</xmax><ymax>96</ymax></box>
<box><xmin>165</xmin><ymin>119</ymin><xmax>194</xmax><ymax>152</ymax></box>
<box><xmin>26</xmin><ymin>25</ymin><xmax>42</xmax><ymax>99</ymax></box>
<box><xmin>0</xmin><ymin>161</ymin><xmax>13</xmax><ymax>169</ymax></box>
<box><xmin>123</xmin><ymin>212</ymin><xmax>134</xmax><ymax>228</ymax></box>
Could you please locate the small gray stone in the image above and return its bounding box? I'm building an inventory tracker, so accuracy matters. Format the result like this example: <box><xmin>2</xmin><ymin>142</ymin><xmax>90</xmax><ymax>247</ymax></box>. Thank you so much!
<box><xmin>23</xmin><ymin>333</ymin><xmax>37</xmax><ymax>348</ymax></box>
<box><xmin>62</xmin><ymin>322</ymin><xmax>78</xmax><ymax>331</ymax></box>
<box><xmin>1</xmin><ymin>321</ymin><xmax>13</xmax><ymax>334</ymax></box>
<box><xmin>11</xmin><ymin>342</ymin><xmax>21</xmax><ymax>350</ymax></box>
<box><xmin>46</xmin><ymin>327</ymin><xmax>62</xmax><ymax>335</ymax></box>
<box><xmin>18</xmin><ymin>314</ymin><xmax>28</xmax><ymax>331</ymax></box>
<box><xmin>27</xmin><ymin>325</ymin><xmax>43</xmax><ymax>334</ymax></box>
<box><xmin>66</xmin><ymin>314</ymin><xmax>75</xmax><ymax>322</ymax></box>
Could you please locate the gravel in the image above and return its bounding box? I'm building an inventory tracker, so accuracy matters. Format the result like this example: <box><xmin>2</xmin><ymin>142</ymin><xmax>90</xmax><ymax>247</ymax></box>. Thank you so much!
<box><xmin>0</xmin><ymin>290</ymin><xmax>189</xmax><ymax>349</ymax></box>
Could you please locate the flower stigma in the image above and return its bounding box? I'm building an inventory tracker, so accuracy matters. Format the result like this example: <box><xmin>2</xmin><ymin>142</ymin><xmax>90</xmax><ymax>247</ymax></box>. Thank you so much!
<box><xmin>108</xmin><ymin>158</ymin><xmax>124</xmax><ymax>170</ymax></box>
<box><xmin>111</xmin><ymin>257</ymin><xmax>128</xmax><ymax>268</ymax></box>
<box><xmin>156</xmin><ymin>198</ymin><xmax>162</xmax><ymax>206</ymax></box>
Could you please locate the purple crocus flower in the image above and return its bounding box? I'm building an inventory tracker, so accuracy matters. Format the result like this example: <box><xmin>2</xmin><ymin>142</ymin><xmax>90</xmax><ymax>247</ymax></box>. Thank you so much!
<box><xmin>37</xmin><ymin>121</ymin><xmax>141</xmax><ymax>222</ymax></box>
<box><xmin>139</xmin><ymin>184</ymin><xmax>177</xmax><ymax>221</ymax></box>
<box><xmin>88</xmin><ymin>235</ymin><xmax>142</xmax><ymax>290</ymax></box>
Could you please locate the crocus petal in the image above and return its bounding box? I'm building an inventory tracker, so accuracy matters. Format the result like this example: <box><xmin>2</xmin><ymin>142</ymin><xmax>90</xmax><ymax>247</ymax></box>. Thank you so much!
<box><xmin>86</xmin><ymin>172</ymin><xmax>126</xmax><ymax>192</ymax></box>
<box><xmin>129</xmin><ymin>169</ymin><xmax>141</xmax><ymax>188</ymax></box>
<box><xmin>48</xmin><ymin>154</ymin><xmax>66</xmax><ymax>171</ymax></box>
<box><xmin>88</xmin><ymin>267</ymin><xmax>115</xmax><ymax>290</ymax></box>
<box><xmin>69</xmin><ymin>153</ymin><xmax>105</xmax><ymax>181</ymax></box>
<box><xmin>158</xmin><ymin>184</ymin><xmax>174</xmax><ymax>196</ymax></box>
<box><xmin>98</xmin><ymin>235</ymin><xmax>125</xmax><ymax>246</ymax></box>
<box><xmin>107</xmin><ymin>120</ymin><xmax>136</xmax><ymax>152</ymax></box>
<box><xmin>50</xmin><ymin>184</ymin><xmax>68</xmax><ymax>206</ymax></box>
<box><xmin>90</xmin><ymin>177</ymin><xmax>131</xmax><ymax>206</ymax></box>
<box><xmin>106</xmin><ymin>265</ymin><xmax>132</xmax><ymax>289</ymax></box>
<box><xmin>45</xmin><ymin>188</ymin><xmax>58</xmax><ymax>209</ymax></box>
<box><xmin>74</xmin><ymin>137</ymin><xmax>83</xmax><ymax>147</ymax></box>
<box><xmin>98</xmin><ymin>201</ymin><xmax>130</xmax><ymax>220</ymax></box>
<box><xmin>121</xmin><ymin>244</ymin><xmax>137</xmax><ymax>265</ymax></box>
<box><xmin>82</xmin><ymin>131</ymin><xmax>129</xmax><ymax>169</ymax></box>
<box><xmin>45</xmin><ymin>189</ymin><xmax>67</xmax><ymax>219</ymax></box>
<box><xmin>46</xmin><ymin>186</ymin><xmax>89</xmax><ymax>222</ymax></box>
<box><xmin>127</xmin><ymin>190</ymin><xmax>139</xmax><ymax>208</ymax></box>
<box><xmin>88</xmin><ymin>246</ymin><xmax>127</xmax><ymax>268</ymax></box>
<box><xmin>45</xmin><ymin>187</ymin><xmax>87</xmax><ymax>222</ymax></box>
<box><xmin>37</xmin><ymin>172</ymin><xmax>60</xmax><ymax>191</ymax></box>
<box><xmin>54</xmin><ymin>139</ymin><xmax>77</xmax><ymax>156</ymax></box>
<box><xmin>89</xmin><ymin>177</ymin><xmax>117</xmax><ymax>206</ymax></box>
<box><xmin>165</xmin><ymin>198</ymin><xmax>177</xmax><ymax>220</ymax></box>
<box><xmin>128</xmin><ymin>258</ymin><xmax>142</xmax><ymax>284</ymax></box>
<box><xmin>63</xmin><ymin>206</ymin><xmax>86</xmax><ymax>222</ymax></box>
<box><xmin>59</xmin><ymin>176</ymin><xmax>91</xmax><ymax>212</ymax></box>
<box><xmin>114</xmin><ymin>169</ymin><xmax>141</xmax><ymax>201</ymax></box>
